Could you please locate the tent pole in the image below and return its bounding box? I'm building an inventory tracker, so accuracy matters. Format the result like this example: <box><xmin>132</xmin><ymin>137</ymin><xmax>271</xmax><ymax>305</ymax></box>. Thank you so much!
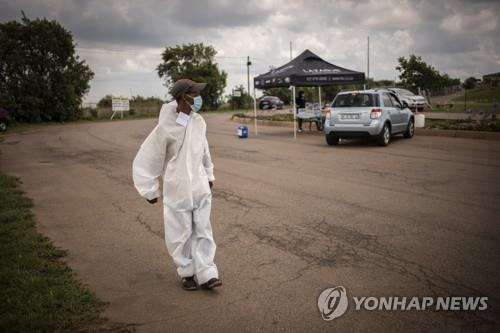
<box><xmin>253</xmin><ymin>84</ymin><xmax>258</xmax><ymax>135</ymax></box>
<box><xmin>292</xmin><ymin>86</ymin><xmax>296</xmax><ymax>140</ymax></box>
<box><xmin>318</xmin><ymin>86</ymin><xmax>322</xmax><ymax>109</ymax></box>
<box><xmin>290</xmin><ymin>41</ymin><xmax>293</xmax><ymax>122</ymax></box>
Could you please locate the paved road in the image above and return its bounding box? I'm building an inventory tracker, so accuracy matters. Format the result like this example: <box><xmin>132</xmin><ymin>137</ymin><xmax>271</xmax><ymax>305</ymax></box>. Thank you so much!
<box><xmin>1</xmin><ymin>113</ymin><xmax>500</xmax><ymax>332</ymax></box>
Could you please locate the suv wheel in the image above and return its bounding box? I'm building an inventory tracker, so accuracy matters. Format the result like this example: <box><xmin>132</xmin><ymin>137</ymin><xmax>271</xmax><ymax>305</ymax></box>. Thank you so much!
<box><xmin>0</xmin><ymin>121</ymin><xmax>7</xmax><ymax>131</ymax></box>
<box><xmin>403</xmin><ymin>118</ymin><xmax>415</xmax><ymax>138</ymax></box>
<box><xmin>326</xmin><ymin>133</ymin><xmax>339</xmax><ymax>146</ymax></box>
<box><xmin>377</xmin><ymin>123</ymin><xmax>391</xmax><ymax>146</ymax></box>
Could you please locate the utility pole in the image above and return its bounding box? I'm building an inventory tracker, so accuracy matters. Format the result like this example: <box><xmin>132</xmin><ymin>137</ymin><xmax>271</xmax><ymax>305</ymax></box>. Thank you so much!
<box><xmin>367</xmin><ymin>36</ymin><xmax>370</xmax><ymax>89</ymax></box>
<box><xmin>290</xmin><ymin>40</ymin><xmax>293</xmax><ymax>108</ymax></box>
<box><xmin>246</xmin><ymin>56</ymin><xmax>252</xmax><ymax>97</ymax></box>
<box><xmin>290</xmin><ymin>41</ymin><xmax>296</xmax><ymax>139</ymax></box>
<box><xmin>464</xmin><ymin>87</ymin><xmax>467</xmax><ymax>113</ymax></box>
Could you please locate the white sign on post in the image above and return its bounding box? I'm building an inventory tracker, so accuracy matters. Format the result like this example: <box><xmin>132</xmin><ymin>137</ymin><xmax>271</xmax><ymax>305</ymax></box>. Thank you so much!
<box><xmin>233</xmin><ymin>90</ymin><xmax>242</xmax><ymax>97</ymax></box>
<box><xmin>111</xmin><ymin>96</ymin><xmax>130</xmax><ymax>119</ymax></box>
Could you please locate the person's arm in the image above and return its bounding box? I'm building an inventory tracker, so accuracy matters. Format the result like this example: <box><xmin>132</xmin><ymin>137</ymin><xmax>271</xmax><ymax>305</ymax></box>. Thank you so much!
<box><xmin>202</xmin><ymin>136</ymin><xmax>215</xmax><ymax>187</ymax></box>
<box><xmin>132</xmin><ymin>124</ymin><xmax>167</xmax><ymax>202</ymax></box>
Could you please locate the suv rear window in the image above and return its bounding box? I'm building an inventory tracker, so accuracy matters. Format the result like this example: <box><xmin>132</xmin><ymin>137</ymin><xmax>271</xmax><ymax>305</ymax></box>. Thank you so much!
<box><xmin>332</xmin><ymin>93</ymin><xmax>379</xmax><ymax>107</ymax></box>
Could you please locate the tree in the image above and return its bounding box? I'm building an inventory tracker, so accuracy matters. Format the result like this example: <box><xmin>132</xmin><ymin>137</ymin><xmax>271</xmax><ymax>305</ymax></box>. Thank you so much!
<box><xmin>369</xmin><ymin>79</ymin><xmax>394</xmax><ymax>87</ymax></box>
<box><xmin>97</xmin><ymin>94</ymin><xmax>112</xmax><ymax>108</ymax></box>
<box><xmin>157</xmin><ymin>43</ymin><xmax>227</xmax><ymax>110</ymax></box>
<box><xmin>261</xmin><ymin>85</ymin><xmax>358</xmax><ymax>107</ymax></box>
<box><xmin>261</xmin><ymin>87</ymin><xmax>292</xmax><ymax>105</ymax></box>
<box><xmin>462</xmin><ymin>77</ymin><xmax>479</xmax><ymax>90</ymax></box>
<box><xmin>439</xmin><ymin>73</ymin><xmax>460</xmax><ymax>88</ymax></box>
<box><xmin>396</xmin><ymin>55</ymin><xmax>459</xmax><ymax>92</ymax></box>
<box><xmin>0</xmin><ymin>13</ymin><xmax>94</xmax><ymax>122</ymax></box>
<box><xmin>130</xmin><ymin>95</ymin><xmax>163</xmax><ymax>107</ymax></box>
<box><xmin>227</xmin><ymin>85</ymin><xmax>252</xmax><ymax>109</ymax></box>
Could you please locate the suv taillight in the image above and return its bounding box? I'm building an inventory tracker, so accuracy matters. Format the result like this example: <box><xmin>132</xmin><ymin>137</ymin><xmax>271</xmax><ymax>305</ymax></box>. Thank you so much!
<box><xmin>370</xmin><ymin>108</ymin><xmax>382</xmax><ymax>119</ymax></box>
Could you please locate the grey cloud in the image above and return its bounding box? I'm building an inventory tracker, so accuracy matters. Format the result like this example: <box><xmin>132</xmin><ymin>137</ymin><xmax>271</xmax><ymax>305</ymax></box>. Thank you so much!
<box><xmin>412</xmin><ymin>25</ymin><xmax>481</xmax><ymax>54</ymax></box>
<box><xmin>0</xmin><ymin>0</ymin><xmax>224</xmax><ymax>47</ymax></box>
<box><xmin>168</xmin><ymin>0</ymin><xmax>271</xmax><ymax>28</ymax></box>
<box><xmin>3</xmin><ymin>0</ymin><xmax>497</xmax><ymax>53</ymax></box>
<box><xmin>1</xmin><ymin>0</ymin><xmax>499</xmax><ymax>100</ymax></box>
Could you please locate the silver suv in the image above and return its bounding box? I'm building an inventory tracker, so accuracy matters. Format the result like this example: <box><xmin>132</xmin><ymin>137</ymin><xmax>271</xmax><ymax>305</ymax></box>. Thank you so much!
<box><xmin>324</xmin><ymin>90</ymin><xmax>415</xmax><ymax>146</ymax></box>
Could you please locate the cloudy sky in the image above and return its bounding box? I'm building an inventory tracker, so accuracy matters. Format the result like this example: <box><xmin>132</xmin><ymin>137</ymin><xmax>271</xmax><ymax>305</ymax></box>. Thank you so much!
<box><xmin>1</xmin><ymin>0</ymin><xmax>499</xmax><ymax>102</ymax></box>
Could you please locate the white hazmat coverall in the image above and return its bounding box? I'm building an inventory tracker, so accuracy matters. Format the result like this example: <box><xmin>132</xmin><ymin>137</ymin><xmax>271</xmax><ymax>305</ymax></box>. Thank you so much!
<box><xmin>132</xmin><ymin>101</ymin><xmax>218</xmax><ymax>284</ymax></box>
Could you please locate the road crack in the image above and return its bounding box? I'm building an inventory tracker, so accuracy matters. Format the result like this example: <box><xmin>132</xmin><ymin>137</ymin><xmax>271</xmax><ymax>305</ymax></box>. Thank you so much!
<box><xmin>135</xmin><ymin>212</ymin><xmax>163</xmax><ymax>240</ymax></box>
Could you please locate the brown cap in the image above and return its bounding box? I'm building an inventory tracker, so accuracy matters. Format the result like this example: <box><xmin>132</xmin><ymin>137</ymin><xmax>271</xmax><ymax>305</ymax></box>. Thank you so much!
<box><xmin>170</xmin><ymin>79</ymin><xmax>207</xmax><ymax>100</ymax></box>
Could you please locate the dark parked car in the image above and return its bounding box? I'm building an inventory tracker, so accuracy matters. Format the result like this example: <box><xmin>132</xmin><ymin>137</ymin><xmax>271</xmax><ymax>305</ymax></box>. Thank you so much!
<box><xmin>259</xmin><ymin>96</ymin><xmax>284</xmax><ymax>110</ymax></box>
<box><xmin>0</xmin><ymin>107</ymin><xmax>9</xmax><ymax>131</ymax></box>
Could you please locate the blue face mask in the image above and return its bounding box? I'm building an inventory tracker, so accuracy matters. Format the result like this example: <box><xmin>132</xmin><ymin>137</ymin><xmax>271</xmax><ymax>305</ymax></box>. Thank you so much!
<box><xmin>186</xmin><ymin>95</ymin><xmax>203</xmax><ymax>112</ymax></box>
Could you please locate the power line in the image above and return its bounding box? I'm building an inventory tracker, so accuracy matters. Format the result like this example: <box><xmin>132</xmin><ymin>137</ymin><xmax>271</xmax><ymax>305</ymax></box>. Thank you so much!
<box><xmin>215</xmin><ymin>55</ymin><xmax>246</xmax><ymax>59</ymax></box>
<box><xmin>75</xmin><ymin>47</ymin><xmax>161</xmax><ymax>57</ymax></box>
<box><xmin>76</xmin><ymin>48</ymin><xmax>268</xmax><ymax>64</ymax></box>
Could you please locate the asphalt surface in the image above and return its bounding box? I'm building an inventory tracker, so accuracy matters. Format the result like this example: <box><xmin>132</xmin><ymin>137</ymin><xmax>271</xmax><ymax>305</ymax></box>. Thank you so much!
<box><xmin>1</xmin><ymin>113</ymin><xmax>499</xmax><ymax>332</ymax></box>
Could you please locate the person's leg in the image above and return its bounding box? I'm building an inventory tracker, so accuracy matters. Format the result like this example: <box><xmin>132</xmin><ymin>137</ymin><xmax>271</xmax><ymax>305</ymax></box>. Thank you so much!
<box><xmin>191</xmin><ymin>193</ymin><xmax>219</xmax><ymax>285</ymax></box>
<box><xmin>298</xmin><ymin>118</ymin><xmax>303</xmax><ymax>130</ymax></box>
<box><xmin>163</xmin><ymin>204</ymin><xmax>195</xmax><ymax>278</ymax></box>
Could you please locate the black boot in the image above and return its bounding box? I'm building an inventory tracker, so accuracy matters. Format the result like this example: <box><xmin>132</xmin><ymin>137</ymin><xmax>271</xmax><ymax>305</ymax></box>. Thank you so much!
<box><xmin>182</xmin><ymin>276</ymin><xmax>198</xmax><ymax>291</ymax></box>
<box><xmin>200</xmin><ymin>278</ymin><xmax>222</xmax><ymax>289</ymax></box>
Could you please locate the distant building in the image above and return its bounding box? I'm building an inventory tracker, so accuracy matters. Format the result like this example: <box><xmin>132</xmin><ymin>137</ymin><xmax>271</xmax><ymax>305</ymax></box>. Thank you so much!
<box><xmin>483</xmin><ymin>72</ymin><xmax>500</xmax><ymax>86</ymax></box>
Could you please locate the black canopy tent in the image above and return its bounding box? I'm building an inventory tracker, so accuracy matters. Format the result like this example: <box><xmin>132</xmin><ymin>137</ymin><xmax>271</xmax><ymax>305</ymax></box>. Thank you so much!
<box><xmin>254</xmin><ymin>49</ymin><xmax>365</xmax><ymax>88</ymax></box>
<box><xmin>253</xmin><ymin>49</ymin><xmax>365</xmax><ymax>138</ymax></box>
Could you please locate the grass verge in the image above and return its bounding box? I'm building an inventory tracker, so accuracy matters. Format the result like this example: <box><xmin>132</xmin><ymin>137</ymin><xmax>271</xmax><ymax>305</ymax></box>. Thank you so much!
<box><xmin>425</xmin><ymin>102</ymin><xmax>499</xmax><ymax>113</ymax></box>
<box><xmin>0</xmin><ymin>174</ymin><xmax>106</xmax><ymax>332</ymax></box>
<box><xmin>424</xmin><ymin>118</ymin><xmax>500</xmax><ymax>132</ymax></box>
<box><xmin>232</xmin><ymin>113</ymin><xmax>500</xmax><ymax>132</ymax></box>
<box><xmin>451</xmin><ymin>86</ymin><xmax>500</xmax><ymax>103</ymax></box>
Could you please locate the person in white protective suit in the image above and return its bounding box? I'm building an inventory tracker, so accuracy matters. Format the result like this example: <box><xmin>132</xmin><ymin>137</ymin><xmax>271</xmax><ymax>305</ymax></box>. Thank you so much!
<box><xmin>132</xmin><ymin>79</ymin><xmax>221</xmax><ymax>291</ymax></box>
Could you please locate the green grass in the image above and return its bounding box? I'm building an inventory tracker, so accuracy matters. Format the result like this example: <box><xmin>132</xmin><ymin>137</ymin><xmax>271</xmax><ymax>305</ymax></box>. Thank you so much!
<box><xmin>232</xmin><ymin>112</ymin><xmax>500</xmax><ymax>132</ymax></box>
<box><xmin>425</xmin><ymin>102</ymin><xmax>500</xmax><ymax>113</ymax></box>
<box><xmin>451</xmin><ymin>86</ymin><xmax>500</xmax><ymax>103</ymax></box>
<box><xmin>0</xmin><ymin>175</ymin><xmax>106</xmax><ymax>333</ymax></box>
<box><xmin>424</xmin><ymin>118</ymin><xmax>500</xmax><ymax>132</ymax></box>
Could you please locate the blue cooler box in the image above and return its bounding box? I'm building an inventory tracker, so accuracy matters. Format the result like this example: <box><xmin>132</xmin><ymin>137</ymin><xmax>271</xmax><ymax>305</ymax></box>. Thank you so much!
<box><xmin>238</xmin><ymin>125</ymin><xmax>248</xmax><ymax>139</ymax></box>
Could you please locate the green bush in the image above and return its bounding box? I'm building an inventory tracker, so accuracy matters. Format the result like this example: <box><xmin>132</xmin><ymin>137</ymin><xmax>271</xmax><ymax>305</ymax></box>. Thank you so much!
<box><xmin>0</xmin><ymin>14</ymin><xmax>94</xmax><ymax>122</ymax></box>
